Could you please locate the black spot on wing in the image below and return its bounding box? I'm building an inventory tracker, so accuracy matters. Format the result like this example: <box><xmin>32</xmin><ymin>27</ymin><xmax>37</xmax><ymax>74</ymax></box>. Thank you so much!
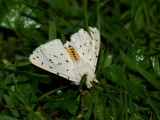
<box><xmin>58</xmin><ymin>63</ymin><xmax>62</xmax><ymax>65</ymax></box>
<box><xmin>54</xmin><ymin>55</ymin><xmax>58</xmax><ymax>58</ymax></box>
<box><xmin>48</xmin><ymin>59</ymin><xmax>53</xmax><ymax>63</ymax></box>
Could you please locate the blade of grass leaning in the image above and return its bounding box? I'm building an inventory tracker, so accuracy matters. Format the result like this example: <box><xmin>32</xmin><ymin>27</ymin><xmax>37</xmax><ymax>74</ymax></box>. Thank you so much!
<box><xmin>3</xmin><ymin>94</ymin><xmax>20</xmax><ymax>118</ymax></box>
<box><xmin>1</xmin><ymin>83</ymin><xmax>27</xmax><ymax>105</ymax></box>
<box><xmin>83</xmin><ymin>0</ymin><xmax>88</xmax><ymax>27</ymax></box>
<box><xmin>0</xmin><ymin>65</ymin><xmax>52</xmax><ymax>83</ymax></box>
<box><xmin>120</xmin><ymin>51</ymin><xmax>160</xmax><ymax>90</ymax></box>
<box><xmin>147</xmin><ymin>97</ymin><xmax>160</xmax><ymax>119</ymax></box>
<box><xmin>49</xmin><ymin>21</ymin><xmax>56</xmax><ymax>40</ymax></box>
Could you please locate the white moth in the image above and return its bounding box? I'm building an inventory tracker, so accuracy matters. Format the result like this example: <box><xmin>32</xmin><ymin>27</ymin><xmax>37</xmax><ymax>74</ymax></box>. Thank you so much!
<box><xmin>29</xmin><ymin>27</ymin><xmax>100</xmax><ymax>88</ymax></box>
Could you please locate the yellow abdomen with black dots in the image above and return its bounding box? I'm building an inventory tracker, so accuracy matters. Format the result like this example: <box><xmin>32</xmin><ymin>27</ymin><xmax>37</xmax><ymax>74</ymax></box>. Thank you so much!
<box><xmin>66</xmin><ymin>45</ymin><xmax>80</xmax><ymax>61</ymax></box>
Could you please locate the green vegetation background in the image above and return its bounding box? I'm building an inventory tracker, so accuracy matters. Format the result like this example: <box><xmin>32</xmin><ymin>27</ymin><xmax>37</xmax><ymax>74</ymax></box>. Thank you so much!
<box><xmin>0</xmin><ymin>0</ymin><xmax>160</xmax><ymax>119</ymax></box>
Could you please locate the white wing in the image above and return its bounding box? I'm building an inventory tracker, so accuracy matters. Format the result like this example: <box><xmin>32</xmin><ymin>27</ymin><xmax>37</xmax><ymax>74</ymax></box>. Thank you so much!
<box><xmin>70</xmin><ymin>27</ymin><xmax>100</xmax><ymax>71</ymax></box>
<box><xmin>29</xmin><ymin>39</ymin><xmax>81</xmax><ymax>84</ymax></box>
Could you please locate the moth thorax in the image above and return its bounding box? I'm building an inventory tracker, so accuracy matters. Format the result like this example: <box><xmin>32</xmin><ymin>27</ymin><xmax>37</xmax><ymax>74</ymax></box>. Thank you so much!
<box><xmin>76</xmin><ymin>61</ymin><xmax>96</xmax><ymax>88</ymax></box>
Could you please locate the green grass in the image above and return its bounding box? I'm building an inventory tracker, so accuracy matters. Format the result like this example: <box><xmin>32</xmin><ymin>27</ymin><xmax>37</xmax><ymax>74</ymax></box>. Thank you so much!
<box><xmin>0</xmin><ymin>0</ymin><xmax>160</xmax><ymax>119</ymax></box>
